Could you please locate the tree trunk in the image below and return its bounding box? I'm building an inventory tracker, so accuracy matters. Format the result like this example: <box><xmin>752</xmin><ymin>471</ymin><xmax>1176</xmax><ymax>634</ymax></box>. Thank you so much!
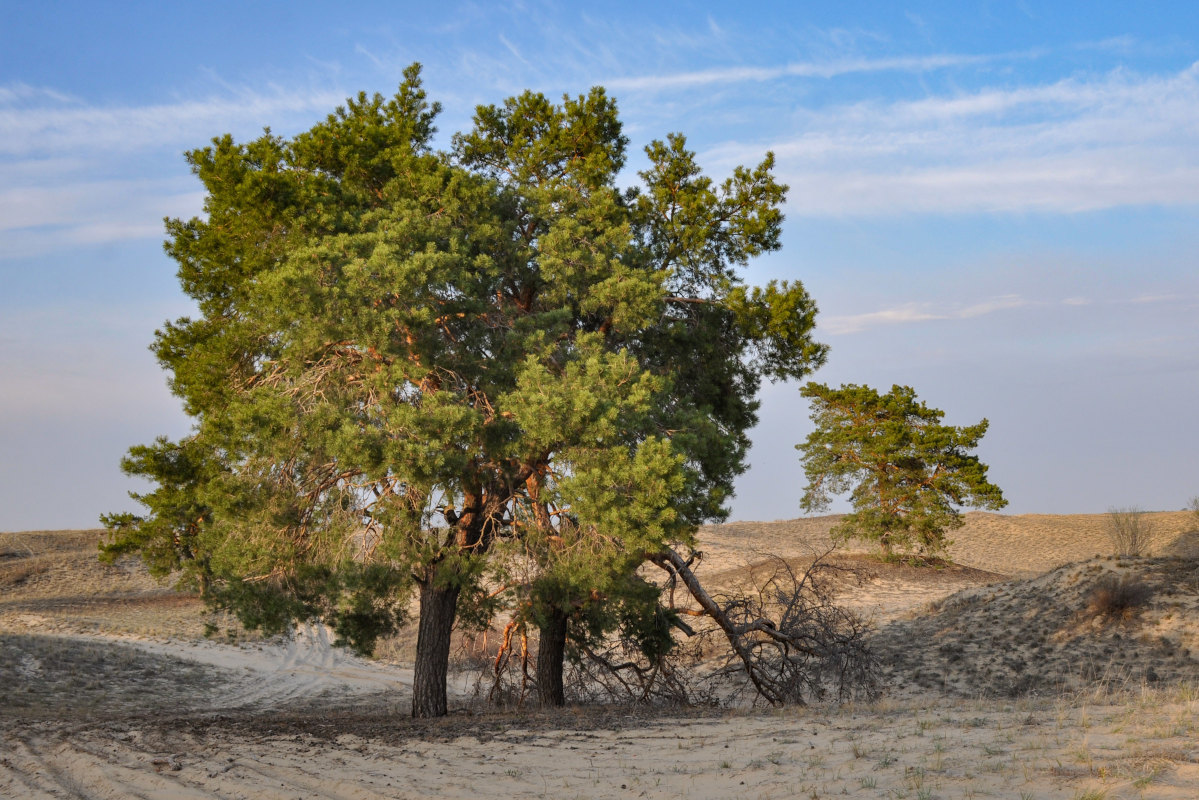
<box><xmin>880</xmin><ymin>534</ymin><xmax>893</xmax><ymax>559</ymax></box>
<box><xmin>536</xmin><ymin>606</ymin><xmax>568</xmax><ymax>707</ymax></box>
<box><xmin>412</xmin><ymin>579</ymin><xmax>460</xmax><ymax>718</ymax></box>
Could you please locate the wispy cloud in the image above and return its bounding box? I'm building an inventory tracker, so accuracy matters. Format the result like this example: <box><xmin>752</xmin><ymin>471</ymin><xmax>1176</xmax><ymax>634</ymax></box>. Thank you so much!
<box><xmin>496</xmin><ymin>33</ymin><xmax>537</xmax><ymax>73</ymax></box>
<box><xmin>0</xmin><ymin>180</ymin><xmax>199</xmax><ymax>232</ymax></box>
<box><xmin>822</xmin><ymin>291</ymin><xmax>1192</xmax><ymax>335</ymax></box>
<box><xmin>958</xmin><ymin>295</ymin><xmax>1030</xmax><ymax>317</ymax></box>
<box><xmin>0</xmin><ymin>179</ymin><xmax>205</xmax><ymax>259</ymax></box>
<box><xmin>606</xmin><ymin>53</ymin><xmax>995</xmax><ymax>92</ymax></box>
<box><xmin>706</xmin><ymin>61</ymin><xmax>1199</xmax><ymax>215</ymax></box>
<box><xmin>0</xmin><ymin>82</ymin><xmax>345</xmax><ymax>256</ymax></box>
<box><xmin>823</xmin><ymin>294</ymin><xmax>1031</xmax><ymax>335</ymax></box>
<box><xmin>0</xmin><ymin>83</ymin><xmax>79</xmax><ymax>105</ymax></box>
<box><xmin>0</xmin><ymin>83</ymin><xmax>347</xmax><ymax>158</ymax></box>
<box><xmin>783</xmin><ymin>161</ymin><xmax>1199</xmax><ymax>215</ymax></box>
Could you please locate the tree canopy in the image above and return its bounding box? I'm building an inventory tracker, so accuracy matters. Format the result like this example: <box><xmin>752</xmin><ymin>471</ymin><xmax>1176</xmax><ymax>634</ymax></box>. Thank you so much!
<box><xmin>104</xmin><ymin>65</ymin><xmax>828</xmax><ymax>717</ymax></box>
<box><xmin>796</xmin><ymin>383</ymin><xmax>1006</xmax><ymax>558</ymax></box>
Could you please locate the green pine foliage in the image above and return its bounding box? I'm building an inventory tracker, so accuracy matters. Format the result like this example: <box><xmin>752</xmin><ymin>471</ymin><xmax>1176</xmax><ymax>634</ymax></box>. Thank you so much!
<box><xmin>797</xmin><ymin>383</ymin><xmax>1006</xmax><ymax>559</ymax></box>
<box><xmin>105</xmin><ymin>65</ymin><xmax>827</xmax><ymax>714</ymax></box>
<box><xmin>99</xmin><ymin>436</ymin><xmax>212</xmax><ymax>593</ymax></box>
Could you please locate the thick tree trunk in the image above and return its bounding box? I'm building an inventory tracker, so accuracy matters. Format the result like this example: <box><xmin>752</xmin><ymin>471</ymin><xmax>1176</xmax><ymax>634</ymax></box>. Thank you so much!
<box><xmin>412</xmin><ymin>579</ymin><xmax>460</xmax><ymax>718</ymax></box>
<box><xmin>536</xmin><ymin>607</ymin><xmax>568</xmax><ymax>707</ymax></box>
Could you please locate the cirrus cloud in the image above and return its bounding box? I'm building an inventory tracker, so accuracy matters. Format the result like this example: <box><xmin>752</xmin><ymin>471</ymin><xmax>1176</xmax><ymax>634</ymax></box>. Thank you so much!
<box><xmin>707</xmin><ymin>62</ymin><xmax>1199</xmax><ymax>215</ymax></box>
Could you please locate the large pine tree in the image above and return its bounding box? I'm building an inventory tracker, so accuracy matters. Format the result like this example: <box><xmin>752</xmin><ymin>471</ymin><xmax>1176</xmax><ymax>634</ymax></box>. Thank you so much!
<box><xmin>106</xmin><ymin>65</ymin><xmax>827</xmax><ymax>717</ymax></box>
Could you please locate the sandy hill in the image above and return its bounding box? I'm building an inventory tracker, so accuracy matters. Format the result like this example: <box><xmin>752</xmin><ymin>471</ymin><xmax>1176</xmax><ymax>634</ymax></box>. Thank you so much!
<box><xmin>874</xmin><ymin>556</ymin><xmax>1199</xmax><ymax>697</ymax></box>
<box><xmin>3</xmin><ymin>513</ymin><xmax>1199</xmax><ymax>799</ymax></box>
<box><xmin>698</xmin><ymin>510</ymin><xmax>1199</xmax><ymax>578</ymax></box>
<box><xmin>692</xmin><ymin>511</ymin><xmax>1199</xmax><ymax>700</ymax></box>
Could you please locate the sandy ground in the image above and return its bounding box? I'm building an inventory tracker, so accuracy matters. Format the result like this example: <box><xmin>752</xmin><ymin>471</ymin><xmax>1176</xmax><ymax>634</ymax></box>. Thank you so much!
<box><xmin>4</xmin><ymin>686</ymin><xmax>1197</xmax><ymax>799</ymax></box>
<box><xmin>2</xmin><ymin>513</ymin><xmax>1198</xmax><ymax>799</ymax></box>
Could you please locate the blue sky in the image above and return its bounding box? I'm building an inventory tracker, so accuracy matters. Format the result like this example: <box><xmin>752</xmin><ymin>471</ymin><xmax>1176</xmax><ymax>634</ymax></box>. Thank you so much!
<box><xmin>1</xmin><ymin>1</ymin><xmax>1197</xmax><ymax>530</ymax></box>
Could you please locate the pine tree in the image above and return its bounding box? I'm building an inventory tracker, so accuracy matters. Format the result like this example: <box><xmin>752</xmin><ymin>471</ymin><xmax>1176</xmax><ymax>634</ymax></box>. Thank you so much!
<box><xmin>106</xmin><ymin>65</ymin><xmax>826</xmax><ymax>717</ymax></box>
<box><xmin>797</xmin><ymin>383</ymin><xmax>1006</xmax><ymax>559</ymax></box>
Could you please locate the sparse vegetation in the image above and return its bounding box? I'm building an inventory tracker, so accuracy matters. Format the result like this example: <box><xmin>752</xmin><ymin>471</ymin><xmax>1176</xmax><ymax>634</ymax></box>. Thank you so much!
<box><xmin>0</xmin><ymin>552</ymin><xmax>51</xmax><ymax>588</ymax></box>
<box><xmin>0</xmin><ymin>530</ymin><xmax>238</xmax><ymax>640</ymax></box>
<box><xmin>0</xmin><ymin>634</ymin><xmax>227</xmax><ymax>719</ymax></box>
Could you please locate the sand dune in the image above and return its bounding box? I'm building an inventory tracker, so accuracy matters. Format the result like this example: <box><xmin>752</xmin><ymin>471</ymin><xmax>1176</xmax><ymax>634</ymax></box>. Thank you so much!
<box><xmin>697</xmin><ymin>510</ymin><xmax>1198</xmax><ymax>578</ymax></box>
<box><xmin>2</xmin><ymin>513</ymin><xmax>1198</xmax><ymax>799</ymax></box>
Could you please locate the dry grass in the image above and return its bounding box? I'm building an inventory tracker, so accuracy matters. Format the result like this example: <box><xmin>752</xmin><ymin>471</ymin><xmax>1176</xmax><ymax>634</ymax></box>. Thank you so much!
<box><xmin>0</xmin><ymin>529</ymin><xmax>221</xmax><ymax>640</ymax></box>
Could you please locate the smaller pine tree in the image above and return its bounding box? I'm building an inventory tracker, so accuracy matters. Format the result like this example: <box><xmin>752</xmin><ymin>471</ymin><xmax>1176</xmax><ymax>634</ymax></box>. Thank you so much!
<box><xmin>797</xmin><ymin>383</ymin><xmax>1007</xmax><ymax>559</ymax></box>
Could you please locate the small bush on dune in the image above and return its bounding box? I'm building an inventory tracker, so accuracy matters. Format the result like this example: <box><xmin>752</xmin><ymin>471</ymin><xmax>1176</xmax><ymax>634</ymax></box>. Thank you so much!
<box><xmin>1105</xmin><ymin>507</ymin><xmax>1158</xmax><ymax>557</ymax></box>
<box><xmin>1086</xmin><ymin>575</ymin><xmax>1153</xmax><ymax>621</ymax></box>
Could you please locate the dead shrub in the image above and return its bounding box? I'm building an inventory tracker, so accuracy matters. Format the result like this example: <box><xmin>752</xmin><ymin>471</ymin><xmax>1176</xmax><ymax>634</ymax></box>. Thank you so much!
<box><xmin>482</xmin><ymin>549</ymin><xmax>879</xmax><ymax>709</ymax></box>
<box><xmin>1086</xmin><ymin>575</ymin><xmax>1153</xmax><ymax>621</ymax></box>
<box><xmin>1106</xmin><ymin>507</ymin><xmax>1159</xmax><ymax>556</ymax></box>
<box><xmin>646</xmin><ymin>548</ymin><xmax>879</xmax><ymax>706</ymax></box>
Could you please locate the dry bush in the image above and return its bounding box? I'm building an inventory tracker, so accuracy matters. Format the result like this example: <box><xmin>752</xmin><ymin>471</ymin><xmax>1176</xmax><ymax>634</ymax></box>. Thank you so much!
<box><xmin>694</xmin><ymin>553</ymin><xmax>878</xmax><ymax>705</ymax></box>
<box><xmin>563</xmin><ymin>635</ymin><xmax>723</xmax><ymax>708</ymax></box>
<box><xmin>1086</xmin><ymin>574</ymin><xmax>1153</xmax><ymax>621</ymax></box>
<box><xmin>477</xmin><ymin>551</ymin><xmax>878</xmax><ymax>709</ymax></box>
<box><xmin>564</xmin><ymin>550</ymin><xmax>878</xmax><ymax>707</ymax></box>
<box><xmin>1106</xmin><ymin>507</ymin><xmax>1159</xmax><ymax>556</ymax></box>
<box><xmin>474</xmin><ymin>617</ymin><xmax>721</xmax><ymax>709</ymax></box>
